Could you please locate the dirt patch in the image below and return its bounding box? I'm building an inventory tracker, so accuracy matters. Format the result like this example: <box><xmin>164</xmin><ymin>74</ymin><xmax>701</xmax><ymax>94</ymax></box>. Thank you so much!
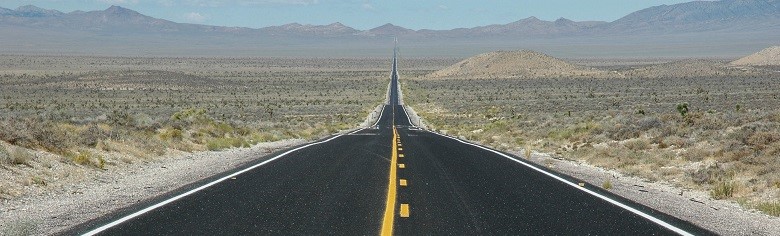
<box><xmin>428</xmin><ymin>50</ymin><xmax>617</xmax><ymax>79</ymax></box>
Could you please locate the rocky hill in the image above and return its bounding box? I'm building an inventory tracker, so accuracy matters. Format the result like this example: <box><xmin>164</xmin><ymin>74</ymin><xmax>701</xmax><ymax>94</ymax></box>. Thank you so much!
<box><xmin>428</xmin><ymin>50</ymin><xmax>616</xmax><ymax>79</ymax></box>
<box><xmin>731</xmin><ymin>46</ymin><xmax>780</xmax><ymax>66</ymax></box>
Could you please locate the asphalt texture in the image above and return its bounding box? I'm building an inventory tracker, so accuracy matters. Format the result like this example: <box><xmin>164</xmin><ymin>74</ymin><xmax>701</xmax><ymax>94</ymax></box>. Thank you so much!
<box><xmin>72</xmin><ymin>48</ymin><xmax>713</xmax><ymax>235</ymax></box>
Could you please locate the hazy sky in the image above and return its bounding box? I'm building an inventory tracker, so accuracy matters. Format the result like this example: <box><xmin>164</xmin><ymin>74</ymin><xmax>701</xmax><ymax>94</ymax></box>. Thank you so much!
<box><xmin>2</xmin><ymin>0</ymin><xmax>695</xmax><ymax>30</ymax></box>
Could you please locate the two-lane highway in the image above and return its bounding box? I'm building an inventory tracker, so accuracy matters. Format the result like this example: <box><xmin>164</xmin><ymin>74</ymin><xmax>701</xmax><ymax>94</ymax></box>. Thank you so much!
<box><xmin>73</xmin><ymin>45</ymin><xmax>711</xmax><ymax>235</ymax></box>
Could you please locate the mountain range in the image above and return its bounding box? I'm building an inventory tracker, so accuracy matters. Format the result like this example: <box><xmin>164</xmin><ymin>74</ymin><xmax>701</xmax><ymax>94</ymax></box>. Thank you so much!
<box><xmin>1</xmin><ymin>0</ymin><xmax>779</xmax><ymax>57</ymax></box>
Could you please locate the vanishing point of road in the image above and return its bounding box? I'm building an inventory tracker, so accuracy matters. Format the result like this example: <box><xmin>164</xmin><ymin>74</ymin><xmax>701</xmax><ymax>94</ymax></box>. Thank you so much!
<box><xmin>72</xmin><ymin>46</ymin><xmax>712</xmax><ymax>235</ymax></box>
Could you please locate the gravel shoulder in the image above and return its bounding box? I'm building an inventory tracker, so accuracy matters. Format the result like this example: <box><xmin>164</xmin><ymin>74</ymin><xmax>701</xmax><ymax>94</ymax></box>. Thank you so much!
<box><xmin>516</xmin><ymin>150</ymin><xmax>780</xmax><ymax>236</ymax></box>
<box><xmin>0</xmin><ymin>139</ymin><xmax>307</xmax><ymax>235</ymax></box>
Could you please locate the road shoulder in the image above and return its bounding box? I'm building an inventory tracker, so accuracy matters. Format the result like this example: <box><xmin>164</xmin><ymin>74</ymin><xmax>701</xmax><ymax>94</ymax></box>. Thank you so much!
<box><xmin>0</xmin><ymin>139</ymin><xmax>306</xmax><ymax>235</ymax></box>
<box><xmin>517</xmin><ymin>150</ymin><xmax>780</xmax><ymax>235</ymax></box>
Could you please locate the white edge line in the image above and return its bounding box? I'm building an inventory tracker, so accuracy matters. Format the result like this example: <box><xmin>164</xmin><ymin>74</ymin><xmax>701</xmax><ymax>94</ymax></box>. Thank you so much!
<box><xmin>400</xmin><ymin>105</ymin><xmax>416</xmax><ymax>128</ymax></box>
<box><xmin>82</xmin><ymin>130</ymin><xmax>361</xmax><ymax>236</ymax></box>
<box><xmin>372</xmin><ymin>104</ymin><xmax>386</xmax><ymax>128</ymax></box>
<box><xmin>427</xmin><ymin>131</ymin><xmax>695</xmax><ymax>236</ymax></box>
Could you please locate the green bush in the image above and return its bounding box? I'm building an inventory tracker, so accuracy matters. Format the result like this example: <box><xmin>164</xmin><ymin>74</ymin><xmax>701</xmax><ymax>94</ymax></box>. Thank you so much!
<box><xmin>676</xmin><ymin>103</ymin><xmax>689</xmax><ymax>117</ymax></box>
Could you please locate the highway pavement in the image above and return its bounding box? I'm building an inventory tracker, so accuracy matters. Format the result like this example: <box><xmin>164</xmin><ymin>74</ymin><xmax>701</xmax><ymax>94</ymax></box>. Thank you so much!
<box><xmin>72</xmin><ymin>46</ymin><xmax>712</xmax><ymax>235</ymax></box>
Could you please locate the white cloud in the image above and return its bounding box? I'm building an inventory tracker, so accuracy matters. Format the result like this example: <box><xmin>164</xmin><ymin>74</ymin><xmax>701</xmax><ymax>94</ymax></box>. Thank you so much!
<box><xmin>437</xmin><ymin>5</ymin><xmax>448</xmax><ymax>10</ymax></box>
<box><xmin>362</xmin><ymin>3</ymin><xmax>374</xmax><ymax>10</ymax></box>
<box><xmin>184</xmin><ymin>12</ymin><xmax>208</xmax><ymax>22</ymax></box>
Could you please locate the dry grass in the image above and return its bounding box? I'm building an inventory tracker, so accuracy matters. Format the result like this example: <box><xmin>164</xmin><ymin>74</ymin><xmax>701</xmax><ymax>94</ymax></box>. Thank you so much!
<box><xmin>405</xmin><ymin>59</ymin><xmax>780</xmax><ymax>216</ymax></box>
<box><xmin>0</xmin><ymin>55</ymin><xmax>443</xmax><ymax>200</ymax></box>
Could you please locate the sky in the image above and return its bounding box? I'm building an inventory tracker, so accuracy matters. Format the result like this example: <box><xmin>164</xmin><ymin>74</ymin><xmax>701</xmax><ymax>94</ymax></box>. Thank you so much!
<box><xmin>1</xmin><ymin>0</ymin><xmax>695</xmax><ymax>30</ymax></box>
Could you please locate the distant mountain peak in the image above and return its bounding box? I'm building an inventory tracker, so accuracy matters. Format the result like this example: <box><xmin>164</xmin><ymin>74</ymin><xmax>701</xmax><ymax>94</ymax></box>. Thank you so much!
<box><xmin>522</xmin><ymin>16</ymin><xmax>541</xmax><ymax>22</ymax></box>
<box><xmin>16</xmin><ymin>5</ymin><xmax>45</xmax><ymax>12</ymax></box>
<box><xmin>105</xmin><ymin>5</ymin><xmax>140</xmax><ymax>15</ymax></box>
<box><xmin>369</xmin><ymin>23</ymin><xmax>413</xmax><ymax>35</ymax></box>
<box><xmin>554</xmin><ymin>17</ymin><xmax>575</xmax><ymax>26</ymax></box>
<box><xmin>327</xmin><ymin>22</ymin><xmax>346</xmax><ymax>27</ymax></box>
<box><xmin>14</xmin><ymin>4</ymin><xmax>62</xmax><ymax>17</ymax></box>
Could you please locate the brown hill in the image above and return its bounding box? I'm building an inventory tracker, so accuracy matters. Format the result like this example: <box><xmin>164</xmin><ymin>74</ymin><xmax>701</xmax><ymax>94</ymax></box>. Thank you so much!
<box><xmin>428</xmin><ymin>50</ymin><xmax>616</xmax><ymax>79</ymax></box>
<box><xmin>731</xmin><ymin>46</ymin><xmax>780</xmax><ymax>66</ymax></box>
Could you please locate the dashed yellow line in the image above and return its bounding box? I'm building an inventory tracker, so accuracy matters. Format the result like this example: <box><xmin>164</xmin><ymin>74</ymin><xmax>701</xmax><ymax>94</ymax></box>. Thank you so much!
<box><xmin>399</xmin><ymin>179</ymin><xmax>407</xmax><ymax>187</ymax></box>
<box><xmin>398</xmin><ymin>164</ymin><xmax>405</xmax><ymax>169</ymax></box>
<box><xmin>400</xmin><ymin>204</ymin><xmax>410</xmax><ymax>218</ymax></box>
<box><xmin>380</xmin><ymin>127</ymin><xmax>400</xmax><ymax>236</ymax></box>
<box><xmin>399</xmin><ymin>154</ymin><xmax>404</xmax><ymax>158</ymax></box>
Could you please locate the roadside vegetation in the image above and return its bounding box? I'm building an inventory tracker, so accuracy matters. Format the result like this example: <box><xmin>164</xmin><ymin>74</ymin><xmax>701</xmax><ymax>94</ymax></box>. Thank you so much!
<box><xmin>0</xmin><ymin>55</ymin><xmax>409</xmax><ymax>199</ymax></box>
<box><xmin>405</xmin><ymin>63</ymin><xmax>780</xmax><ymax>216</ymax></box>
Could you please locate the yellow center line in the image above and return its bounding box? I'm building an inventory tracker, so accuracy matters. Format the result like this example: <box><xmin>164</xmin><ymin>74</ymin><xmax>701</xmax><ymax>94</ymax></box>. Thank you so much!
<box><xmin>380</xmin><ymin>126</ymin><xmax>399</xmax><ymax>236</ymax></box>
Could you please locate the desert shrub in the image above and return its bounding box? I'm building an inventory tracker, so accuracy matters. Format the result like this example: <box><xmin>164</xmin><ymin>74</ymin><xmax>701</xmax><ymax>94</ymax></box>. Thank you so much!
<box><xmin>691</xmin><ymin>165</ymin><xmax>727</xmax><ymax>184</ymax></box>
<box><xmin>756</xmin><ymin>201</ymin><xmax>780</xmax><ymax>216</ymax></box>
<box><xmin>206</xmin><ymin>137</ymin><xmax>249</xmax><ymax>151</ymax></box>
<box><xmin>9</xmin><ymin>146</ymin><xmax>34</xmax><ymax>167</ymax></box>
<box><xmin>159</xmin><ymin>128</ymin><xmax>183</xmax><ymax>142</ymax></box>
<box><xmin>79</xmin><ymin>124</ymin><xmax>108</xmax><ymax>147</ymax></box>
<box><xmin>623</xmin><ymin>139</ymin><xmax>650</xmax><ymax>151</ymax></box>
<box><xmin>253</xmin><ymin>132</ymin><xmax>283</xmax><ymax>143</ymax></box>
<box><xmin>676</xmin><ymin>103</ymin><xmax>689</xmax><ymax>117</ymax></box>
<box><xmin>0</xmin><ymin>145</ymin><xmax>10</xmax><ymax>165</ymax></box>
<box><xmin>607</xmin><ymin>124</ymin><xmax>640</xmax><ymax>141</ymax></box>
<box><xmin>132</xmin><ymin>113</ymin><xmax>160</xmax><ymax>131</ymax></box>
<box><xmin>731</xmin><ymin>122</ymin><xmax>772</xmax><ymax>144</ymax></box>
<box><xmin>693</xmin><ymin>113</ymin><xmax>726</xmax><ymax>130</ymax></box>
<box><xmin>171</xmin><ymin>108</ymin><xmax>212</xmax><ymax>125</ymax></box>
<box><xmin>746</xmin><ymin>131</ymin><xmax>780</xmax><ymax>148</ymax></box>
<box><xmin>71</xmin><ymin>149</ymin><xmax>105</xmax><ymax>169</ymax></box>
<box><xmin>710</xmin><ymin>181</ymin><xmax>736</xmax><ymax>200</ymax></box>
<box><xmin>602</xmin><ymin>180</ymin><xmax>613</xmax><ymax>190</ymax></box>
<box><xmin>637</xmin><ymin>116</ymin><xmax>662</xmax><ymax>131</ymax></box>
<box><xmin>0</xmin><ymin>118</ymin><xmax>66</xmax><ymax>152</ymax></box>
<box><xmin>107</xmin><ymin>110</ymin><xmax>134</xmax><ymax>127</ymax></box>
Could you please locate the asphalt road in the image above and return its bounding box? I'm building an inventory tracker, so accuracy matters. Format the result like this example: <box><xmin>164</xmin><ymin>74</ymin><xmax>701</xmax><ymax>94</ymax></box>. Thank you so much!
<box><xmin>72</xmin><ymin>47</ymin><xmax>711</xmax><ymax>235</ymax></box>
